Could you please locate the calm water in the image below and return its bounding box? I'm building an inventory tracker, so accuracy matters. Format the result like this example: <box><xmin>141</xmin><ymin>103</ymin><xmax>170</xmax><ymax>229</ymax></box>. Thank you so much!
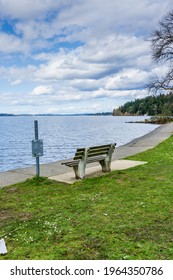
<box><xmin>0</xmin><ymin>116</ymin><xmax>159</xmax><ymax>172</ymax></box>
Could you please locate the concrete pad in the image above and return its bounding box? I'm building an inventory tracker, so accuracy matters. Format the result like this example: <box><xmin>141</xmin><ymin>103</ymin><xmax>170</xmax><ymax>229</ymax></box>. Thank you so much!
<box><xmin>0</xmin><ymin>171</ymin><xmax>33</xmax><ymax>188</ymax></box>
<box><xmin>48</xmin><ymin>159</ymin><xmax>147</xmax><ymax>184</ymax></box>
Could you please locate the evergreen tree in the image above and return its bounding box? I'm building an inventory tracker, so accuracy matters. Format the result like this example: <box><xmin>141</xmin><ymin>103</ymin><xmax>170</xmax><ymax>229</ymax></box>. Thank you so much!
<box><xmin>113</xmin><ymin>93</ymin><xmax>173</xmax><ymax>116</ymax></box>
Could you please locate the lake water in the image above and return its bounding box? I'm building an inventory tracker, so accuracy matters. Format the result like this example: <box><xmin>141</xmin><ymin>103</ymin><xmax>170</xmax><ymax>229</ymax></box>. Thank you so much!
<box><xmin>0</xmin><ymin>116</ymin><xmax>159</xmax><ymax>172</ymax></box>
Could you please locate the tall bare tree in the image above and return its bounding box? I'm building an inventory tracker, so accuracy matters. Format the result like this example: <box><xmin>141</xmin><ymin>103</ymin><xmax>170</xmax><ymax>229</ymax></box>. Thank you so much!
<box><xmin>148</xmin><ymin>11</ymin><xmax>173</xmax><ymax>93</ymax></box>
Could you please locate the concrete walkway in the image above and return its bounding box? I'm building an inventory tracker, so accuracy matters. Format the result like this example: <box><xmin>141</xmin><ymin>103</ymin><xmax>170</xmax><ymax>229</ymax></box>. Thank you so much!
<box><xmin>0</xmin><ymin>122</ymin><xmax>173</xmax><ymax>188</ymax></box>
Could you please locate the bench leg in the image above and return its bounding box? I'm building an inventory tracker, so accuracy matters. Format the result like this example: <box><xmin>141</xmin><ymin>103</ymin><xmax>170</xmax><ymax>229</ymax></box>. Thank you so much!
<box><xmin>73</xmin><ymin>162</ymin><xmax>86</xmax><ymax>179</ymax></box>
<box><xmin>99</xmin><ymin>159</ymin><xmax>111</xmax><ymax>172</ymax></box>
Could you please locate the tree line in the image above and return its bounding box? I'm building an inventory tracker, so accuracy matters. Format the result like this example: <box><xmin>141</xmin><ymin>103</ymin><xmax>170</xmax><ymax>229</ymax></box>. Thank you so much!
<box><xmin>113</xmin><ymin>92</ymin><xmax>173</xmax><ymax>116</ymax></box>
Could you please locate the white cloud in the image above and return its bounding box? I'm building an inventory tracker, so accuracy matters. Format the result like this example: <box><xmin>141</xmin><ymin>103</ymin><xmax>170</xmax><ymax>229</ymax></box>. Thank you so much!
<box><xmin>31</xmin><ymin>85</ymin><xmax>53</xmax><ymax>95</ymax></box>
<box><xmin>10</xmin><ymin>79</ymin><xmax>22</xmax><ymax>85</ymax></box>
<box><xmin>0</xmin><ymin>65</ymin><xmax>37</xmax><ymax>83</ymax></box>
<box><xmin>0</xmin><ymin>0</ymin><xmax>65</xmax><ymax>19</ymax></box>
<box><xmin>105</xmin><ymin>69</ymin><xmax>149</xmax><ymax>90</ymax></box>
<box><xmin>34</xmin><ymin>34</ymin><xmax>150</xmax><ymax>83</ymax></box>
<box><xmin>0</xmin><ymin>32</ymin><xmax>29</xmax><ymax>53</ymax></box>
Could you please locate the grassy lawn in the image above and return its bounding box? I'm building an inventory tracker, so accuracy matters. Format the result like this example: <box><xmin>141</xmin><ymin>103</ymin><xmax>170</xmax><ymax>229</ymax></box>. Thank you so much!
<box><xmin>0</xmin><ymin>135</ymin><xmax>173</xmax><ymax>260</ymax></box>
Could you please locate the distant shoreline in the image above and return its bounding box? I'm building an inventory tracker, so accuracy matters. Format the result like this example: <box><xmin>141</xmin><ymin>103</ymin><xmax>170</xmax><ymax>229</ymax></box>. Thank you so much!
<box><xmin>126</xmin><ymin>116</ymin><xmax>173</xmax><ymax>125</ymax></box>
<box><xmin>0</xmin><ymin>112</ymin><xmax>112</xmax><ymax>117</ymax></box>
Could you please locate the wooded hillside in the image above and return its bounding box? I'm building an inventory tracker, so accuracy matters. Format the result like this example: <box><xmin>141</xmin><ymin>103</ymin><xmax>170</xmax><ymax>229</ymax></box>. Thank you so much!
<box><xmin>113</xmin><ymin>93</ymin><xmax>173</xmax><ymax>116</ymax></box>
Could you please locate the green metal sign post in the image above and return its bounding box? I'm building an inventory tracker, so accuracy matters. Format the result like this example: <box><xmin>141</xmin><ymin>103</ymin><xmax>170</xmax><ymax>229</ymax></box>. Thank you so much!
<box><xmin>32</xmin><ymin>120</ymin><xmax>43</xmax><ymax>177</ymax></box>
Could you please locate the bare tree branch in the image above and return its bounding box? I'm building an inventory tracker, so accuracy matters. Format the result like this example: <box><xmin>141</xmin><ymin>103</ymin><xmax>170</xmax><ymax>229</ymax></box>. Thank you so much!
<box><xmin>151</xmin><ymin>11</ymin><xmax>173</xmax><ymax>63</ymax></box>
<box><xmin>147</xmin><ymin>70</ymin><xmax>173</xmax><ymax>93</ymax></box>
<box><xmin>147</xmin><ymin>11</ymin><xmax>173</xmax><ymax>93</ymax></box>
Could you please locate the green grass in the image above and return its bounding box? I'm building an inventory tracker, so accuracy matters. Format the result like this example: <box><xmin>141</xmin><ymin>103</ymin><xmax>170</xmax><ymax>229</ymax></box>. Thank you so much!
<box><xmin>1</xmin><ymin>135</ymin><xmax>173</xmax><ymax>260</ymax></box>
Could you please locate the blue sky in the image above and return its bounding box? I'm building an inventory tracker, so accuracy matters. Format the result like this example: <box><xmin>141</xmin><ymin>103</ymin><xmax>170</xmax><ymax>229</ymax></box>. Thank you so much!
<box><xmin>0</xmin><ymin>0</ymin><xmax>172</xmax><ymax>114</ymax></box>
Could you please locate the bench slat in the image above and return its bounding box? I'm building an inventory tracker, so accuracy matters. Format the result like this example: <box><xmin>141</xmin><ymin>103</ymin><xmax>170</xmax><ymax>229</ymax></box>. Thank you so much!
<box><xmin>76</xmin><ymin>148</ymin><xmax>86</xmax><ymax>151</ymax></box>
<box><xmin>73</xmin><ymin>148</ymin><xmax>85</xmax><ymax>160</ymax></box>
<box><xmin>89</xmin><ymin>144</ymin><xmax>113</xmax><ymax>150</ymax></box>
<box><xmin>89</xmin><ymin>148</ymin><xmax>109</xmax><ymax>153</ymax></box>
<box><xmin>86</xmin><ymin>155</ymin><xmax>105</xmax><ymax>163</ymax></box>
<box><xmin>87</xmin><ymin>151</ymin><xmax>108</xmax><ymax>158</ymax></box>
<box><xmin>90</xmin><ymin>146</ymin><xmax>110</xmax><ymax>150</ymax></box>
<box><xmin>74</xmin><ymin>153</ymin><xmax>84</xmax><ymax>160</ymax></box>
<box><xmin>73</xmin><ymin>156</ymin><xmax>83</xmax><ymax>160</ymax></box>
<box><xmin>62</xmin><ymin>160</ymin><xmax>80</xmax><ymax>167</ymax></box>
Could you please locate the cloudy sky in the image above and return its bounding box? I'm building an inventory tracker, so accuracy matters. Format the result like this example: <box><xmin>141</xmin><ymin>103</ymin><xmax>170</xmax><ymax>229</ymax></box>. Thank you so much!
<box><xmin>0</xmin><ymin>0</ymin><xmax>172</xmax><ymax>114</ymax></box>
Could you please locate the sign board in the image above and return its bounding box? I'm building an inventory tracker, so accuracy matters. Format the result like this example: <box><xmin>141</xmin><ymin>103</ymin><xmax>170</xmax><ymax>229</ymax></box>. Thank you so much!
<box><xmin>32</xmin><ymin>139</ymin><xmax>43</xmax><ymax>157</ymax></box>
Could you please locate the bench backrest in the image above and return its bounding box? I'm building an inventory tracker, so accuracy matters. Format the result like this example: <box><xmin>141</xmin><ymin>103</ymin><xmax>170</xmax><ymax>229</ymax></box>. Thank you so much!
<box><xmin>73</xmin><ymin>144</ymin><xmax>116</xmax><ymax>160</ymax></box>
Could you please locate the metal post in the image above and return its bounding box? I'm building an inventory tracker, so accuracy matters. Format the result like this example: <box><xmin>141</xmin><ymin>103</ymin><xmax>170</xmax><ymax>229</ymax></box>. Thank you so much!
<box><xmin>32</xmin><ymin>120</ymin><xmax>43</xmax><ymax>177</ymax></box>
<box><xmin>34</xmin><ymin>120</ymin><xmax>40</xmax><ymax>177</ymax></box>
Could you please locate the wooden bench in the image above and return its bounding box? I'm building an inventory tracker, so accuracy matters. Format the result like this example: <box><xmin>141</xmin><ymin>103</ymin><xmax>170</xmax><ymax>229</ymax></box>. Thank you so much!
<box><xmin>61</xmin><ymin>143</ymin><xmax>116</xmax><ymax>179</ymax></box>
